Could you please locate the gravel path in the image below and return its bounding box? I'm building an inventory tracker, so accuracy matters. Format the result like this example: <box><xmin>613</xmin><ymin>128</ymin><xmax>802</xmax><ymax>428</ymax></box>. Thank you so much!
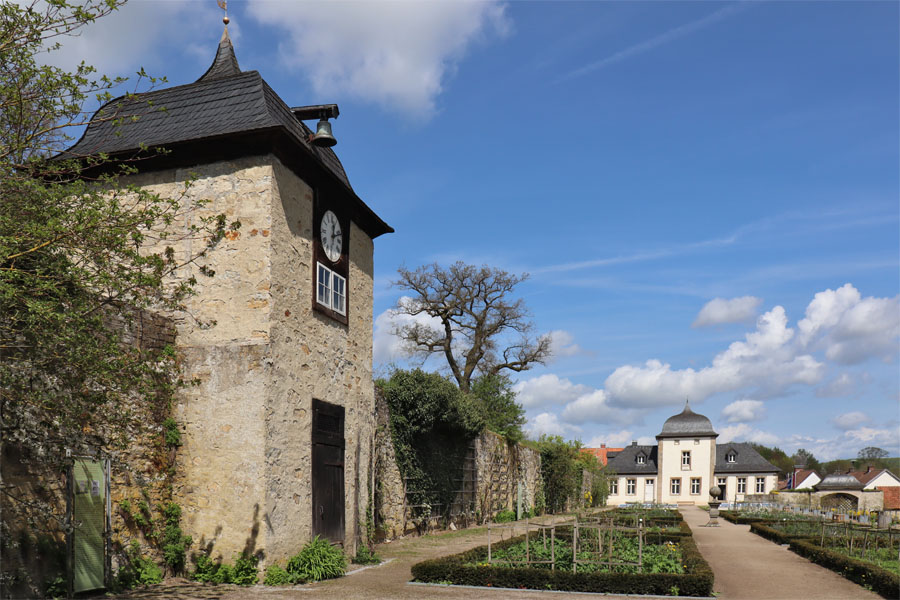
<box><xmin>681</xmin><ymin>505</ymin><xmax>882</xmax><ymax>599</ymax></box>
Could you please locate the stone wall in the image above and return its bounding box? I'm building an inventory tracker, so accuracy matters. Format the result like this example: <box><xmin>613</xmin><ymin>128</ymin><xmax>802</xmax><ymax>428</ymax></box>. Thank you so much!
<box><xmin>772</xmin><ymin>490</ymin><xmax>884</xmax><ymax>512</ymax></box>
<box><xmin>1</xmin><ymin>307</ymin><xmax>179</xmax><ymax>598</ymax></box>
<box><xmin>373</xmin><ymin>393</ymin><xmax>541</xmax><ymax>540</ymax></box>
<box><xmin>127</xmin><ymin>153</ymin><xmax>375</xmax><ymax>564</ymax></box>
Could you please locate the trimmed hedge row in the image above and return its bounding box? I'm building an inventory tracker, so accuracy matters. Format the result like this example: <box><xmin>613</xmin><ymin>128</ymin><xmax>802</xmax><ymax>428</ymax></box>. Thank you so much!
<box><xmin>720</xmin><ymin>511</ymin><xmax>779</xmax><ymax>525</ymax></box>
<box><xmin>750</xmin><ymin>523</ymin><xmax>898</xmax><ymax>599</ymax></box>
<box><xmin>411</xmin><ymin>526</ymin><xmax>714</xmax><ymax>597</ymax></box>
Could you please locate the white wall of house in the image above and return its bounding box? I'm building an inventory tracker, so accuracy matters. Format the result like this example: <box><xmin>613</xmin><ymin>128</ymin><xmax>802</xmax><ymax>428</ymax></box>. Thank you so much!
<box><xmin>659</xmin><ymin>437</ymin><xmax>715</xmax><ymax>504</ymax></box>
<box><xmin>862</xmin><ymin>471</ymin><xmax>900</xmax><ymax>490</ymax></box>
<box><xmin>714</xmin><ymin>474</ymin><xmax>777</xmax><ymax>502</ymax></box>
<box><xmin>794</xmin><ymin>472</ymin><xmax>821</xmax><ymax>489</ymax></box>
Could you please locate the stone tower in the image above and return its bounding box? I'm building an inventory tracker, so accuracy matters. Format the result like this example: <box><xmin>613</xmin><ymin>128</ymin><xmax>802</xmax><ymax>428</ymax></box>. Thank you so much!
<box><xmin>67</xmin><ymin>28</ymin><xmax>392</xmax><ymax>562</ymax></box>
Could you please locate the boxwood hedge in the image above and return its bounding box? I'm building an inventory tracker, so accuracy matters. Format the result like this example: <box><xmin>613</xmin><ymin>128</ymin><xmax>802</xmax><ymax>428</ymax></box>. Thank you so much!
<box><xmin>720</xmin><ymin>511</ymin><xmax>779</xmax><ymax>525</ymax></box>
<box><xmin>411</xmin><ymin>525</ymin><xmax>713</xmax><ymax>597</ymax></box>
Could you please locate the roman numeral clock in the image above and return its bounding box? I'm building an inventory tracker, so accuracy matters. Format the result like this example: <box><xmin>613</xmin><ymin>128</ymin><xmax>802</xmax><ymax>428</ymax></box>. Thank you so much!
<box><xmin>314</xmin><ymin>196</ymin><xmax>349</xmax><ymax>324</ymax></box>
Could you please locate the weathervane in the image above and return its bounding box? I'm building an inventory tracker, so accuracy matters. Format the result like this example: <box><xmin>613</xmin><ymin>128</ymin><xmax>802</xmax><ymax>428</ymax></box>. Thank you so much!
<box><xmin>217</xmin><ymin>0</ymin><xmax>229</xmax><ymax>25</ymax></box>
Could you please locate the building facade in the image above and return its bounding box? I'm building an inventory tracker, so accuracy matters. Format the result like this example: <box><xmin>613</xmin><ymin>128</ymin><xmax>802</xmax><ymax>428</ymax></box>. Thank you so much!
<box><xmin>66</xmin><ymin>29</ymin><xmax>391</xmax><ymax>563</ymax></box>
<box><xmin>605</xmin><ymin>403</ymin><xmax>778</xmax><ymax>505</ymax></box>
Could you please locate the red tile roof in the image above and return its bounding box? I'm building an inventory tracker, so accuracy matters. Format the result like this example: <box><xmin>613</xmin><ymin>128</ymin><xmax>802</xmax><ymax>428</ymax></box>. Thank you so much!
<box><xmin>581</xmin><ymin>446</ymin><xmax>624</xmax><ymax>466</ymax></box>
<box><xmin>848</xmin><ymin>468</ymin><xmax>889</xmax><ymax>487</ymax></box>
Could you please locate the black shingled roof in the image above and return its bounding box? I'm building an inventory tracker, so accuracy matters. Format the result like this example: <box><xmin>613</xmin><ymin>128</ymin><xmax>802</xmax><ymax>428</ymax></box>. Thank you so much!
<box><xmin>606</xmin><ymin>445</ymin><xmax>659</xmax><ymax>475</ymax></box>
<box><xmin>63</xmin><ymin>28</ymin><xmax>391</xmax><ymax>238</ymax></box>
<box><xmin>657</xmin><ymin>401</ymin><xmax>718</xmax><ymax>439</ymax></box>
<box><xmin>714</xmin><ymin>443</ymin><xmax>779</xmax><ymax>474</ymax></box>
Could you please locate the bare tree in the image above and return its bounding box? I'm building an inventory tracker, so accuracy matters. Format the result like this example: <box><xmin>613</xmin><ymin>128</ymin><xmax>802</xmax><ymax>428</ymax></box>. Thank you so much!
<box><xmin>858</xmin><ymin>446</ymin><xmax>889</xmax><ymax>460</ymax></box>
<box><xmin>393</xmin><ymin>262</ymin><xmax>551</xmax><ymax>392</ymax></box>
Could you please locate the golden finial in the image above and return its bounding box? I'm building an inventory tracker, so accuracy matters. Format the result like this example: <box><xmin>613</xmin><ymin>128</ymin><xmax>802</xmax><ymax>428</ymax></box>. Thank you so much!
<box><xmin>217</xmin><ymin>0</ymin><xmax>229</xmax><ymax>25</ymax></box>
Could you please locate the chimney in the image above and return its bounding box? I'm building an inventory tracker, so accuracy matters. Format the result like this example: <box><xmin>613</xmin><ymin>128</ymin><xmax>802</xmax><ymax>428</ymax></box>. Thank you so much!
<box><xmin>631</xmin><ymin>440</ymin><xmax>637</xmax><ymax>446</ymax></box>
<box><xmin>600</xmin><ymin>443</ymin><xmax>606</xmax><ymax>449</ymax></box>
<box><xmin>866</xmin><ymin>465</ymin><xmax>873</xmax><ymax>474</ymax></box>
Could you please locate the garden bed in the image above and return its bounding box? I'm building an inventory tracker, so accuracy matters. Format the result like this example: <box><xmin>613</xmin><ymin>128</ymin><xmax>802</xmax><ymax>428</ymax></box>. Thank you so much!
<box><xmin>411</xmin><ymin>522</ymin><xmax>713</xmax><ymax>597</ymax></box>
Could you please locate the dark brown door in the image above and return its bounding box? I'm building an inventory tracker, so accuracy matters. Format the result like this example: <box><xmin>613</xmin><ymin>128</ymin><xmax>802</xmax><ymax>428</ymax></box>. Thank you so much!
<box><xmin>312</xmin><ymin>399</ymin><xmax>345</xmax><ymax>543</ymax></box>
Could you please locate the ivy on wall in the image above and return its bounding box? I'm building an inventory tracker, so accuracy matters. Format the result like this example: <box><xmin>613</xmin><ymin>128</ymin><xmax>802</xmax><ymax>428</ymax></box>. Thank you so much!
<box><xmin>376</xmin><ymin>369</ymin><xmax>483</xmax><ymax>521</ymax></box>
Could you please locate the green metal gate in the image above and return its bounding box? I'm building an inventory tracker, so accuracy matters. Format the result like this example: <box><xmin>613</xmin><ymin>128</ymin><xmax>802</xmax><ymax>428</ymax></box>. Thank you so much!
<box><xmin>69</xmin><ymin>458</ymin><xmax>109</xmax><ymax>594</ymax></box>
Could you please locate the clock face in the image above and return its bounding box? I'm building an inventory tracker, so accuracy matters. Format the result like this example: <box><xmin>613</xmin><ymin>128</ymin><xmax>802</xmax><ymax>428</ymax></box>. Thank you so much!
<box><xmin>320</xmin><ymin>210</ymin><xmax>342</xmax><ymax>262</ymax></box>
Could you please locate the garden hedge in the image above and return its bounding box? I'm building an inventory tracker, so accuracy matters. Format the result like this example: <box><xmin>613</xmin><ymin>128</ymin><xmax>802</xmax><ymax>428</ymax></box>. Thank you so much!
<box><xmin>720</xmin><ymin>511</ymin><xmax>779</xmax><ymax>525</ymax></box>
<box><xmin>411</xmin><ymin>527</ymin><xmax>714</xmax><ymax>597</ymax></box>
<box><xmin>749</xmin><ymin>524</ymin><xmax>898</xmax><ymax>599</ymax></box>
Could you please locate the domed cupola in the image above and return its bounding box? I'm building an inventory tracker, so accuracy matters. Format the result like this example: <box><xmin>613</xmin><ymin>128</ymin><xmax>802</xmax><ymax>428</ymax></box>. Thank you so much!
<box><xmin>657</xmin><ymin>400</ymin><xmax>718</xmax><ymax>439</ymax></box>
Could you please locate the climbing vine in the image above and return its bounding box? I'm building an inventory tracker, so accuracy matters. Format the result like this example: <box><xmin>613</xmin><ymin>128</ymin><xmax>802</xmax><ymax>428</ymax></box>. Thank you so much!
<box><xmin>377</xmin><ymin>369</ymin><xmax>483</xmax><ymax>522</ymax></box>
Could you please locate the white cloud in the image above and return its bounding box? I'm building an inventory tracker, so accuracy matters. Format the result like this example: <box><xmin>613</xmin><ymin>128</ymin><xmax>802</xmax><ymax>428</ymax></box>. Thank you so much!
<box><xmin>34</xmin><ymin>1</ymin><xmax>224</xmax><ymax>77</ymax></box>
<box><xmin>372</xmin><ymin>297</ymin><xmax>442</xmax><ymax>365</ymax></box>
<box><xmin>247</xmin><ymin>0</ymin><xmax>510</xmax><ymax>119</ymax></box>
<box><xmin>605</xmin><ymin>306</ymin><xmax>824</xmax><ymax>407</ymax></box>
<box><xmin>798</xmin><ymin>284</ymin><xmax>900</xmax><ymax>364</ymax></box>
<box><xmin>547</xmin><ymin>330</ymin><xmax>584</xmax><ymax>361</ymax></box>
<box><xmin>718</xmin><ymin>424</ymin><xmax>779</xmax><ymax>446</ymax></box>
<box><xmin>560</xmin><ymin>389</ymin><xmax>635</xmax><ymax>425</ymax></box>
<box><xmin>525</xmin><ymin>412</ymin><xmax>580</xmax><ymax>440</ymax></box>
<box><xmin>692</xmin><ymin>296</ymin><xmax>762</xmax><ymax>328</ymax></box>
<box><xmin>785</xmin><ymin>427</ymin><xmax>900</xmax><ymax>461</ymax></box>
<box><xmin>586</xmin><ymin>430</ymin><xmax>633</xmax><ymax>448</ymax></box>
<box><xmin>721</xmin><ymin>399</ymin><xmax>766</xmax><ymax>423</ymax></box>
<box><xmin>831</xmin><ymin>411</ymin><xmax>870</xmax><ymax>431</ymax></box>
<box><xmin>512</xmin><ymin>374</ymin><xmax>591</xmax><ymax>409</ymax></box>
<box><xmin>816</xmin><ymin>373</ymin><xmax>856</xmax><ymax>398</ymax></box>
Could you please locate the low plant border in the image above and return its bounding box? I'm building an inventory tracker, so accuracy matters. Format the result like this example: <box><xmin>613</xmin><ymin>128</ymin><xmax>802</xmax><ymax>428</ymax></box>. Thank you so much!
<box><xmin>749</xmin><ymin>523</ymin><xmax>898</xmax><ymax>599</ymax></box>
<box><xmin>411</xmin><ymin>525</ymin><xmax>713</xmax><ymax>597</ymax></box>
<box><xmin>719</xmin><ymin>511</ymin><xmax>780</xmax><ymax>525</ymax></box>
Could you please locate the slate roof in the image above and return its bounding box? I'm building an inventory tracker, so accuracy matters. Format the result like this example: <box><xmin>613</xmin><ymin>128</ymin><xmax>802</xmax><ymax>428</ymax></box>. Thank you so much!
<box><xmin>63</xmin><ymin>28</ymin><xmax>391</xmax><ymax>238</ymax></box>
<box><xmin>606</xmin><ymin>444</ymin><xmax>658</xmax><ymax>475</ymax></box>
<box><xmin>657</xmin><ymin>401</ymin><xmax>718</xmax><ymax>439</ymax></box>
<box><xmin>714</xmin><ymin>443</ymin><xmax>779</xmax><ymax>474</ymax></box>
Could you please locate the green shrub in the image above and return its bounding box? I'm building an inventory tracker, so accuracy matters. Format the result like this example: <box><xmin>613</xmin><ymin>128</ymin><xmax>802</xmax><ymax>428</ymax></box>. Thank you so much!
<box><xmin>264</xmin><ymin>564</ymin><xmax>294</xmax><ymax>586</ymax></box>
<box><xmin>160</xmin><ymin>502</ymin><xmax>192</xmax><ymax>574</ymax></box>
<box><xmin>353</xmin><ymin>545</ymin><xmax>381</xmax><ymax>565</ymax></box>
<box><xmin>163</xmin><ymin>417</ymin><xmax>182</xmax><ymax>446</ymax></box>
<box><xmin>494</xmin><ymin>509</ymin><xmax>516</xmax><ymax>523</ymax></box>
<box><xmin>286</xmin><ymin>536</ymin><xmax>347</xmax><ymax>582</ymax></box>
<box><xmin>231</xmin><ymin>554</ymin><xmax>259</xmax><ymax>585</ymax></box>
<box><xmin>116</xmin><ymin>541</ymin><xmax>163</xmax><ymax>589</ymax></box>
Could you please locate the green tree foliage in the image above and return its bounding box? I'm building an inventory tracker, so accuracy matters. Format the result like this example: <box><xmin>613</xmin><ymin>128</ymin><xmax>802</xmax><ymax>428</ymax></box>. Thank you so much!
<box><xmin>468</xmin><ymin>374</ymin><xmax>526</xmax><ymax>443</ymax></box>
<box><xmin>1</xmin><ymin>0</ymin><xmax>237</xmax><ymax>479</ymax></box>
<box><xmin>393</xmin><ymin>262</ymin><xmax>551</xmax><ymax>393</ymax></box>
<box><xmin>377</xmin><ymin>369</ymin><xmax>483</xmax><ymax>520</ymax></box>
<box><xmin>858</xmin><ymin>446</ymin><xmax>889</xmax><ymax>460</ymax></box>
<box><xmin>791</xmin><ymin>448</ymin><xmax>822</xmax><ymax>473</ymax></box>
<box><xmin>533</xmin><ymin>435</ymin><xmax>583</xmax><ymax>514</ymax></box>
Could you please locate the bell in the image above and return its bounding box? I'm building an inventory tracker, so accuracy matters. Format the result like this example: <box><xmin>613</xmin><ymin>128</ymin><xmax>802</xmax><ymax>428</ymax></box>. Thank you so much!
<box><xmin>311</xmin><ymin>118</ymin><xmax>337</xmax><ymax>147</ymax></box>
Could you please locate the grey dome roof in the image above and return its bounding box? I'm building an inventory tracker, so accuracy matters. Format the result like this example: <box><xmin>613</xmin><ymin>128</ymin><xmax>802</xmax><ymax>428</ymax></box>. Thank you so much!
<box><xmin>814</xmin><ymin>473</ymin><xmax>864</xmax><ymax>491</ymax></box>
<box><xmin>657</xmin><ymin>402</ymin><xmax>717</xmax><ymax>438</ymax></box>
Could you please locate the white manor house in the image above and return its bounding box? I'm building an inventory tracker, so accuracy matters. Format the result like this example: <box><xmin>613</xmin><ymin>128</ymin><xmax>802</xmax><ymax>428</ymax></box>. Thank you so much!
<box><xmin>606</xmin><ymin>402</ymin><xmax>778</xmax><ymax>505</ymax></box>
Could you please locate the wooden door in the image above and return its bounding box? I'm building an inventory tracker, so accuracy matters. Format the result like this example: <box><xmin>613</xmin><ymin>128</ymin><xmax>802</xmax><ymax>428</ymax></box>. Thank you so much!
<box><xmin>312</xmin><ymin>399</ymin><xmax>345</xmax><ymax>543</ymax></box>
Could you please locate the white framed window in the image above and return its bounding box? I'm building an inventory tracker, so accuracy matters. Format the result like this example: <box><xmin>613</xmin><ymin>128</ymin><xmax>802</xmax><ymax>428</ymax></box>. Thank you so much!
<box><xmin>636</xmin><ymin>454</ymin><xmax>645</xmax><ymax>464</ymax></box>
<box><xmin>317</xmin><ymin>262</ymin><xmax>346</xmax><ymax>315</ymax></box>
<box><xmin>737</xmin><ymin>477</ymin><xmax>746</xmax><ymax>494</ymax></box>
<box><xmin>691</xmin><ymin>478</ymin><xmax>701</xmax><ymax>495</ymax></box>
<box><xmin>626</xmin><ymin>479</ymin><xmax>636</xmax><ymax>495</ymax></box>
<box><xmin>726</xmin><ymin>452</ymin><xmax>736</xmax><ymax>463</ymax></box>
<box><xmin>670</xmin><ymin>478</ymin><xmax>681</xmax><ymax>495</ymax></box>
<box><xmin>756</xmin><ymin>477</ymin><xmax>765</xmax><ymax>493</ymax></box>
<box><xmin>609</xmin><ymin>479</ymin><xmax>618</xmax><ymax>495</ymax></box>
<box><xmin>681</xmin><ymin>450</ymin><xmax>691</xmax><ymax>469</ymax></box>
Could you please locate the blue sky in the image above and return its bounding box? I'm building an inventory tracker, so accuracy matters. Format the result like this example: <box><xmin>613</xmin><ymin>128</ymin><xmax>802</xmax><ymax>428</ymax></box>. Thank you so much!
<box><xmin>59</xmin><ymin>1</ymin><xmax>898</xmax><ymax>460</ymax></box>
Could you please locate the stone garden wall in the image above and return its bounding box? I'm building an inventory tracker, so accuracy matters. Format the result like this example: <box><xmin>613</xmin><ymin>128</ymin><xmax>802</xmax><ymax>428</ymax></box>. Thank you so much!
<box><xmin>373</xmin><ymin>391</ymin><xmax>541</xmax><ymax>540</ymax></box>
